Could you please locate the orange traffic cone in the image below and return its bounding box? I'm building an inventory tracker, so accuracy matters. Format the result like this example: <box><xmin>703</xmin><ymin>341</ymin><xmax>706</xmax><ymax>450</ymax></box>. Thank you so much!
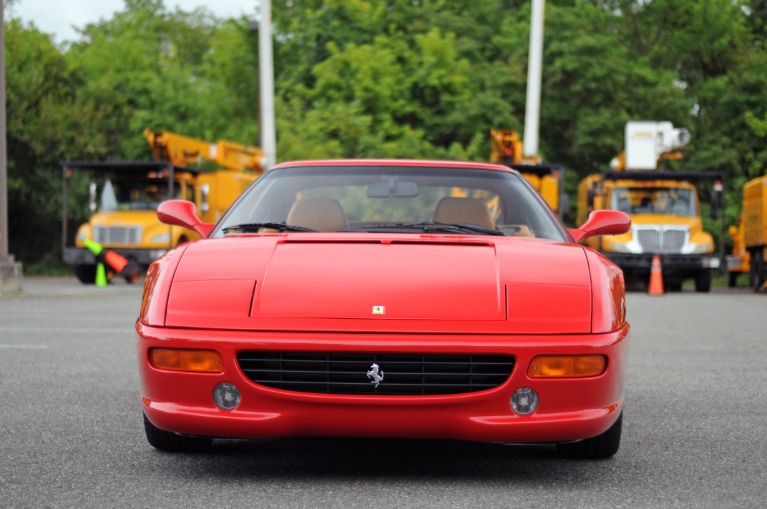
<box><xmin>103</xmin><ymin>249</ymin><xmax>140</xmax><ymax>283</ymax></box>
<box><xmin>648</xmin><ymin>254</ymin><xmax>664</xmax><ymax>296</ymax></box>
<box><xmin>83</xmin><ymin>238</ymin><xmax>140</xmax><ymax>284</ymax></box>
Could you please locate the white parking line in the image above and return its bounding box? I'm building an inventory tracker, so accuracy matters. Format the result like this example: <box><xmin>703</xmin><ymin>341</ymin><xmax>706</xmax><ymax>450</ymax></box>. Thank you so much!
<box><xmin>0</xmin><ymin>327</ymin><xmax>127</xmax><ymax>333</ymax></box>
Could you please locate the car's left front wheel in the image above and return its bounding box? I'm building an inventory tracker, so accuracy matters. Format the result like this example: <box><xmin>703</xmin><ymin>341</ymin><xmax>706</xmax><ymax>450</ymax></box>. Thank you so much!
<box><xmin>143</xmin><ymin>413</ymin><xmax>212</xmax><ymax>452</ymax></box>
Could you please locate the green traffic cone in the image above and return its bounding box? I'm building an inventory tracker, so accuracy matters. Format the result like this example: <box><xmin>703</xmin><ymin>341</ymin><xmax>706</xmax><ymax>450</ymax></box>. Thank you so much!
<box><xmin>95</xmin><ymin>262</ymin><xmax>107</xmax><ymax>287</ymax></box>
<box><xmin>83</xmin><ymin>238</ymin><xmax>103</xmax><ymax>257</ymax></box>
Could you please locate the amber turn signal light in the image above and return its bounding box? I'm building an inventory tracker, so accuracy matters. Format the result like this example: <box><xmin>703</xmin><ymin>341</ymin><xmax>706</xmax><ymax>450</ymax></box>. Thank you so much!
<box><xmin>149</xmin><ymin>348</ymin><xmax>223</xmax><ymax>373</ymax></box>
<box><xmin>528</xmin><ymin>355</ymin><xmax>607</xmax><ymax>378</ymax></box>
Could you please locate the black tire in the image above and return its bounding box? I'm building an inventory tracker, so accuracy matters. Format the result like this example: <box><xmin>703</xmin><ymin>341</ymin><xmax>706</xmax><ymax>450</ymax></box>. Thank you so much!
<box><xmin>749</xmin><ymin>250</ymin><xmax>765</xmax><ymax>290</ymax></box>
<box><xmin>727</xmin><ymin>271</ymin><xmax>738</xmax><ymax>288</ymax></box>
<box><xmin>72</xmin><ymin>264</ymin><xmax>97</xmax><ymax>284</ymax></box>
<box><xmin>665</xmin><ymin>281</ymin><xmax>683</xmax><ymax>292</ymax></box>
<box><xmin>556</xmin><ymin>412</ymin><xmax>622</xmax><ymax>460</ymax></box>
<box><xmin>143</xmin><ymin>413</ymin><xmax>212</xmax><ymax>452</ymax></box>
<box><xmin>694</xmin><ymin>270</ymin><xmax>712</xmax><ymax>293</ymax></box>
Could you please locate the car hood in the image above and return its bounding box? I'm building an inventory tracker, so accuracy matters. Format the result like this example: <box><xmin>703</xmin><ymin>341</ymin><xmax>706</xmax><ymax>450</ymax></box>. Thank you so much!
<box><xmin>164</xmin><ymin>234</ymin><xmax>593</xmax><ymax>333</ymax></box>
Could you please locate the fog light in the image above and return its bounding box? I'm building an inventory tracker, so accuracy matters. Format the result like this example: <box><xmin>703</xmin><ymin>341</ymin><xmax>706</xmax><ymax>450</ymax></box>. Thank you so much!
<box><xmin>213</xmin><ymin>383</ymin><xmax>241</xmax><ymax>410</ymax></box>
<box><xmin>511</xmin><ymin>387</ymin><xmax>539</xmax><ymax>415</ymax></box>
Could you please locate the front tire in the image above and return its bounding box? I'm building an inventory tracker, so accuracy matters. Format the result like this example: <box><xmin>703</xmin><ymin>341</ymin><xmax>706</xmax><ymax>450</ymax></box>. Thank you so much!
<box><xmin>694</xmin><ymin>270</ymin><xmax>712</xmax><ymax>293</ymax></box>
<box><xmin>749</xmin><ymin>250</ymin><xmax>765</xmax><ymax>290</ymax></box>
<box><xmin>143</xmin><ymin>413</ymin><xmax>212</xmax><ymax>452</ymax></box>
<box><xmin>556</xmin><ymin>412</ymin><xmax>622</xmax><ymax>460</ymax></box>
<box><xmin>72</xmin><ymin>264</ymin><xmax>97</xmax><ymax>284</ymax></box>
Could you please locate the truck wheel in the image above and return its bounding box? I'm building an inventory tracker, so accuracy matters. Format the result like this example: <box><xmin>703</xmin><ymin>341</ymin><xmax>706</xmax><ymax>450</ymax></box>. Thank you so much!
<box><xmin>694</xmin><ymin>270</ymin><xmax>712</xmax><ymax>293</ymax></box>
<box><xmin>72</xmin><ymin>264</ymin><xmax>97</xmax><ymax>284</ymax></box>
<box><xmin>556</xmin><ymin>412</ymin><xmax>622</xmax><ymax>460</ymax></box>
<box><xmin>750</xmin><ymin>251</ymin><xmax>765</xmax><ymax>290</ymax></box>
<box><xmin>665</xmin><ymin>281</ymin><xmax>682</xmax><ymax>292</ymax></box>
<box><xmin>727</xmin><ymin>271</ymin><xmax>738</xmax><ymax>288</ymax></box>
<box><xmin>143</xmin><ymin>413</ymin><xmax>212</xmax><ymax>452</ymax></box>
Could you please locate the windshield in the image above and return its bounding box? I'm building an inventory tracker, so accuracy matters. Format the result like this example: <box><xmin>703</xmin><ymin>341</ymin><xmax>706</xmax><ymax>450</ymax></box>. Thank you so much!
<box><xmin>98</xmin><ymin>177</ymin><xmax>179</xmax><ymax>212</ymax></box>
<box><xmin>212</xmin><ymin>164</ymin><xmax>567</xmax><ymax>241</ymax></box>
<box><xmin>610</xmin><ymin>187</ymin><xmax>698</xmax><ymax>217</ymax></box>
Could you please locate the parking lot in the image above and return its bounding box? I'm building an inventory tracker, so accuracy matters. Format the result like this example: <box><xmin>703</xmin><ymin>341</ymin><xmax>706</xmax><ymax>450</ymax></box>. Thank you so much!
<box><xmin>1</xmin><ymin>278</ymin><xmax>765</xmax><ymax>508</ymax></box>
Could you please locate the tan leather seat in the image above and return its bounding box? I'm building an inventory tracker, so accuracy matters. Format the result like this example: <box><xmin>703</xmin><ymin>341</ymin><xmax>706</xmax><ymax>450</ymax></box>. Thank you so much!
<box><xmin>432</xmin><ymin>197</ymin><xmax>494</xmax><ymax>229</ymax></box>
<box><xmin>286</xmin><ymin>198</ymin><xmax>348</xmax><ymax>231</ymax></box>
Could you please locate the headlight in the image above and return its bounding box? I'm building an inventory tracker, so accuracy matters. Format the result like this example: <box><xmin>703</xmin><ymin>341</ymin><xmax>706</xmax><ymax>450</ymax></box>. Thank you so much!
<box><xmin>687</xmin><ymin>241</ymin><xmax>713</xmax><ymax>254</ymax></box>
<box><xmin>151</xmin><ymin>233</ymin><xmax>171</xmax><ymax>244</ymax></box>
<box><xmin>604</xmin><ymin>240</ymin><xmax>632</xmax><ymax>253</ymax></box>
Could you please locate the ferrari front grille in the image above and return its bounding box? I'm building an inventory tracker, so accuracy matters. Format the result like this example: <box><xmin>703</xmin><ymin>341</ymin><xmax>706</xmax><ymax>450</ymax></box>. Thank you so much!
<box><xmin>236</xmin><ymin>352</ymin><xmax>515</xmax><ymax>395</ymax></box>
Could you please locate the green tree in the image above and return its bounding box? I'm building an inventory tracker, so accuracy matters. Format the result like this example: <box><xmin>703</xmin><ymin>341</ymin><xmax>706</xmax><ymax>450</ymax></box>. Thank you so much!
<box><xmin>5</xmin><ymin>19</ymin><xmax>73</xmax><ymax>265</ymax></box>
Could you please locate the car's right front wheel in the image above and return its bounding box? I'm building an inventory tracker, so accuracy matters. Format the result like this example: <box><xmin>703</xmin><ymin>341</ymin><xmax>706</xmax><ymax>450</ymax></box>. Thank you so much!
<box><xmin>556</xmin><ymin>411</ymin><xmax>622</xmax><ymax>460</ymax></box>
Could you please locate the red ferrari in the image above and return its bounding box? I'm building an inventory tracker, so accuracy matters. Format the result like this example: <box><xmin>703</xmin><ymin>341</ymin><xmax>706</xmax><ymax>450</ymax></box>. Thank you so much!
<box><xmin>137</xmin><ymin>160</ymin><xmax>631</xmax><ymax>458</ymax></box>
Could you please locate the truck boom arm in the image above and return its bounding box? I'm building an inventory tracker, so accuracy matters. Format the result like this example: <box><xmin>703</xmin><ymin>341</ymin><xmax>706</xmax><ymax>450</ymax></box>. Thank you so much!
<box><xmin>144</xmin><ymin>129</ymin><xmax>264</xmax><ymax>173</ymax></box>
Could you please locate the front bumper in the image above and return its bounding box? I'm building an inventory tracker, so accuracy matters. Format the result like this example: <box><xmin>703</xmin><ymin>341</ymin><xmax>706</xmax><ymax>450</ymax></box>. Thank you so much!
<box><xmin>137</xmin><ymin>323</ymin><xmax>629</xmax><ymax>444</ymax></box>
<box><xmin>63</xmin><ymin>247</ymin><xmax>167</xmax><ymax>267</ymax></box>
<box><xmin>605</xmin><ymin>253</ymin><xmax>720</xmax><ymax>274</ymax></box>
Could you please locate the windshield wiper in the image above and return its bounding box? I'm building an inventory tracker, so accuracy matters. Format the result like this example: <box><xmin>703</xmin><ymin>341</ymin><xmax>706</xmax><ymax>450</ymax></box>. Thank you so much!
<box><xmin>222</xmin><ymin>222</ymin><xmax>316</xmax><ymax>233</ymax></box>
<box><xmin>341</xmin><ymin>221</ymin><xmax>505</xmax><ymax>236</ymax></box>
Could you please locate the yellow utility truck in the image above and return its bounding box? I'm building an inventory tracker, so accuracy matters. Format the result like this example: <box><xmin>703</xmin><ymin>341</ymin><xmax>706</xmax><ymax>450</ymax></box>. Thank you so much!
<box><xmin>62</xmin><ymin>130</ymin><xmax>263</xmax><ymax>283</ymax></box>
<box><xmin>490</xmin><ymin>129</ymin><xmax>568</xmax><ymax>218</ymax></box>
<box><xmin>577</xmin><ymin>121</ymin><xmax>724</xmax><ymax>292</ymax></box>
<box><xmin>727</xmin><ymin>174</ymin><xmax>767</xmax><ymax>289</ymax></box>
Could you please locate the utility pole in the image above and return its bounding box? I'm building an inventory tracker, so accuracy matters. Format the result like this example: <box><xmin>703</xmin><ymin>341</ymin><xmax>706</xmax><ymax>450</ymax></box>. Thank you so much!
<box><xmin>523</xmin><ymin>0</ymin><xmax>544</xmax><ymax>160</ymax></box>
<box><xmin>258</xmin><ymin>0</ymin><xmax>276</xmax><ymax>171</ymax></box>
<box><xmin>1</xmin><ymin>2</ymin><xmax>24</xmax><ymax>293</ymax></box>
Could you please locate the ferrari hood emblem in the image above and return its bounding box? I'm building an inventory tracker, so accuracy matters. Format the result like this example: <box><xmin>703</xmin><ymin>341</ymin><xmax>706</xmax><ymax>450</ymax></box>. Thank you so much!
<box><xmin>372</xmin><ymin>305</ymin><xmax>385</xmax><ymax>315</ymax></box>
<box><xmin>367</xmin><ymin>363</ymin><xmax>384</xmax><ymax>385</ymax></box>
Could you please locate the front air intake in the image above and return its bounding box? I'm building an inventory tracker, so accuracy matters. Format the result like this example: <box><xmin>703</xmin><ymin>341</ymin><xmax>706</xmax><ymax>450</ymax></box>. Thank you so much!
<box><xmin>237</xmin><ymin>351</ymin><xmax>515</xmax><ymax>396</ymax></box>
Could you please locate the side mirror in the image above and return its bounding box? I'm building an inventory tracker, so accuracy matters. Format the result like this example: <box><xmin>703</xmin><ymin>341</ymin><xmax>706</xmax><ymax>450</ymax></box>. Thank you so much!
<box><xmin>568</xmin><ymin>210</ymin><xmax>631</xmax><ymax>243</ymax></box>
<box><xmin>89</xmin><ymin>182</ymin><xmax>97</xmax><ymax>212</ymax></box>
<box><xmin>710</xmin><ymin>180</ymin><xmax>724</xmax><ymax>220</ymax></box>
<box><xmin>200</xmin><ymin>183</ymin><xmax>210</xmax><ymax>214</ymax></box>
<box><xmin>157</xmin><ymin>199</ymin><xmax>214</xmax><ymax>237</ymax></box>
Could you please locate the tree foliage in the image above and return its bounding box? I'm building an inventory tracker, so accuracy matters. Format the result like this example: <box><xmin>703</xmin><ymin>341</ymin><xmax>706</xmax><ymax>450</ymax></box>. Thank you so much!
<box><xmin>4</xmin><ymin>0</ymin><xmax>767</xmax><ymax>266</ymax></box>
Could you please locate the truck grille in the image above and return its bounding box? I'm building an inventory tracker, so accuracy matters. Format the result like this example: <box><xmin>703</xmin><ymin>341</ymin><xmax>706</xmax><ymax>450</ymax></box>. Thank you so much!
<box><xmin>93</xmin><ymin>226</ymin><xmax>142</xmax><ymax>245</ymax></box>
<box><xmin>635</xmin><ymin>226</ymin><xmax>687</xmax><ymax>253</ymax></box>
<box><xmin>237</xmin><ymin>351</ymin><xmax>515</xmax><ymax>396</ymax></box>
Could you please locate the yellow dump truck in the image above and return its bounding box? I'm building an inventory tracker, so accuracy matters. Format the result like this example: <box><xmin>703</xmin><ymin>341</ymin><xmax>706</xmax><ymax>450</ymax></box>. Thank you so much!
<box><xmin>728</xmin><ymin>174</ymin><xmax>767</xmax><ymax>289</ymax></box>
<box><xmin>490</xmin><ymin>129</ymin><xmax>568</xmax><ymax>218</ymax></box>
<box><xmin>62</xmin><ymin>130</ymin><xmax>263</xmax><ymax>283</ymax></box>
<box><xmin>577</xmin><ymin>121</ymin><xmax>724</xmax><ymax>292</ymax></box>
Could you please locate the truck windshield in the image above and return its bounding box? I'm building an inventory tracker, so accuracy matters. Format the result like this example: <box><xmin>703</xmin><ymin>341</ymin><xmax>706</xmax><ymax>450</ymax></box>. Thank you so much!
<box><xmin>99</xmin><ymin>178</ymin><xmax>172</xmax><ymax>212</ymax></box>
<box><xmin>610</xmin><ymin>187</ymin><xmax>697</xmax><ymax>217</ymax></box>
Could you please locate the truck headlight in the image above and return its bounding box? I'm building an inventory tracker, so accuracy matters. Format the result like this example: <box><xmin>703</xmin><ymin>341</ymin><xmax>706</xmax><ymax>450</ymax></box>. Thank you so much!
<box><xmin>151</xmin><ymin>233</ymin><xmax>171</xmax><ymax>244</ymax></box>
<box><xmin>604</xmin><ymin>240</ymin><xmax>632</xmax><ymax>253</ymax></box>
<box><xmin>687</xmin><ymin>241</ymin><xmax>712</xmax><ymax>254</ymax></box>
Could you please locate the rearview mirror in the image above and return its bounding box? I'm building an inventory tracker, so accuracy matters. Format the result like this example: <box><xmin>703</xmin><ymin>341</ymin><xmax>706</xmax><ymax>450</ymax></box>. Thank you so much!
<box><xmin>367</xmin><ymin>180</ymin><xmax>419</xmax><ymax>198</ymax></box>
